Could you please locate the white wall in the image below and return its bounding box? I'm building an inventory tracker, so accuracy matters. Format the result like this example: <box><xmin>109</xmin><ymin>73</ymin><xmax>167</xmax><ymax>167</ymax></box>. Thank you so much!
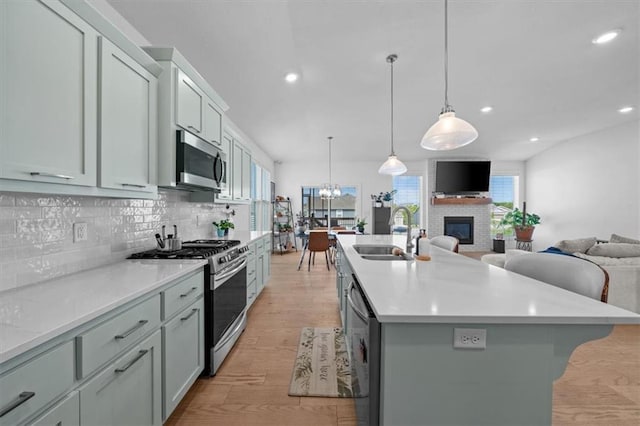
<box><xmin>526</xmin><ymin>120</ymin><xmax>639</xmax><ymax>250</ymax></box>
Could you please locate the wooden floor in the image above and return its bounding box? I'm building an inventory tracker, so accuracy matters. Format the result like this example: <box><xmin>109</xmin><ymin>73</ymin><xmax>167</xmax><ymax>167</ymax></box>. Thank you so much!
<box><xmin>166</xmin><ymin>250</ymin><xmax>640</xmax><ymax>426</ymax></box>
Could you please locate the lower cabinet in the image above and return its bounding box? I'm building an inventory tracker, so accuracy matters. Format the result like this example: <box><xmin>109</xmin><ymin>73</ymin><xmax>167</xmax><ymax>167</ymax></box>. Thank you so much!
<box><xmin>162</xmin><ymin>297</ymin><xmax>204</xmax><ymax>420</ymax></box>
<box><xmin>79</xmin><ymin>330</ymin><xmax>162</xmax><ymax>426</ymax></box>
<box><xmin>30</xmin><ymin>392</ymin><xmax>79</xmax><ymax>426</ymax></box>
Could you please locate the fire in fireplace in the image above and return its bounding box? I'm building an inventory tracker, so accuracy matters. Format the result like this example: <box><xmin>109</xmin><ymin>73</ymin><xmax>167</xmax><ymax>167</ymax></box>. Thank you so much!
<box><xmin>444</xmin><ymin>216</ymin><xmax>474</xmax><ymax>245</ymax></box>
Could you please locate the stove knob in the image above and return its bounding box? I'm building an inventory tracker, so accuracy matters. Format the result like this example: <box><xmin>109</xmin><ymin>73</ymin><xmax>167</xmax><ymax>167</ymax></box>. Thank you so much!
<box><xmin>219</xmin><ymin>256</ymin><xmax>227</xmax><ymax>264</ymax></box>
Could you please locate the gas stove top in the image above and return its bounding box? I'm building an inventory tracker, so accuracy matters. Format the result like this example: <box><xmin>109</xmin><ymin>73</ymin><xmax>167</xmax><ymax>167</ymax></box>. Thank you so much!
<box><xmin>128</xmin><ymin>239</ymin><xmax>241</xmax><ymax>260</ymax></box>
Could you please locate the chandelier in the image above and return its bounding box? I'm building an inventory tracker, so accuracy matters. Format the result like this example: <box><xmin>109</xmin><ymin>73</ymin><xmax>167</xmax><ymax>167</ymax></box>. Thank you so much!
<box><xmin>319</xmin><ymin>136</ymin><xmax>341</xmax><ymax>199</ymax></box>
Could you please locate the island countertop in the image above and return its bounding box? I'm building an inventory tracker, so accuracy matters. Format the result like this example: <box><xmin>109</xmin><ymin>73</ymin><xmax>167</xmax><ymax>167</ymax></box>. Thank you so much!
<box><xmin>337</xmin><ymin>234</ymin><xmax>640</xmax><ymax>324</ymax></box>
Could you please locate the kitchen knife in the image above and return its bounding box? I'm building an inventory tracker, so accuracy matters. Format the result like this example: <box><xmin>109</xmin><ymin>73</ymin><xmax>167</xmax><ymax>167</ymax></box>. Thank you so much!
<box><xmin>155</xmin><ymin>233</ymin><xmax>165</xmax><ymax>249</ymax></box>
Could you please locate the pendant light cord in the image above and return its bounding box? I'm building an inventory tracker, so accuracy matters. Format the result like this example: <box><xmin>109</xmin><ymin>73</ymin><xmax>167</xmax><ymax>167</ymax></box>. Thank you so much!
<box><xmin>390</xmin><ymin>56</ymin><xmax>395</xmax><ymax>156</ymax></box>
<box><xmin>443</xmin><ymin>0</ymin><xmax>452</xmax><ymax>113</ymax></box>
<box><xmin>328</xmin><ymin>136</ymin><xmax>333</xmax><ymax>184</ymax></box>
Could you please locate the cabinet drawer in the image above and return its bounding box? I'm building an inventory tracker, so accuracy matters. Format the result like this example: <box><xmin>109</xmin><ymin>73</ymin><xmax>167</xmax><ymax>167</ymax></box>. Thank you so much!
<box><xmin>162</xmin><ymin>270</ymin><xmax>204</xmax><ymax>320</ymax></box>
<box><xmin>256</xmin><ymin>239</ymin><xmax>265</xmax><ymax>251</ymax></box>
<box><xmin>247</xmin><ymin>257</ymin><xmax>257</xmax><ymax>281</ymax></box>
<box><xmin>247</xmin><ymin>280</ymin><xmax>257</xmax><ymax>306</ymax></box>
<box><xmin>30</xmin><ymin>391</ymin><xmax>79</xmax><ymax>426</ymax></box>
<box><xmin>0</xmin><ymin>341</ymin><xmax>74</xmax><ymax>426</ymax></box>
<box><xmin>76</xmin><ymin>295</ymin><xmax>161</xmax><ymax>379</ymax></box>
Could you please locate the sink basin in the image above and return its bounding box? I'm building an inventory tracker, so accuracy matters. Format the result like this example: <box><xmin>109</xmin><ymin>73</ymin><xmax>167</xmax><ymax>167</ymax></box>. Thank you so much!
<box><xmin>353</xmin><ymin>244</ymin><xmax>400</xmax><ymax>255</ymax></box>
<box><xmin>360</xmin><ymin>254</ymin><xmax>413</xmax><ymax>261</ymax></box>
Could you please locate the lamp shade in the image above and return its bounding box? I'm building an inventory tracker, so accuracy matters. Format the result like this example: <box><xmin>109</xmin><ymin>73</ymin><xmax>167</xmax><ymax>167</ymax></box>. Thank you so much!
<box><xmin>378</xmin><ymin>155</ymin><xmax>408</xmax><ymax>175</ymax></box>
<box><xmin>420</xmin><ymin>111</ymin><xmax>478</xmax><ymax>151</ymax></box>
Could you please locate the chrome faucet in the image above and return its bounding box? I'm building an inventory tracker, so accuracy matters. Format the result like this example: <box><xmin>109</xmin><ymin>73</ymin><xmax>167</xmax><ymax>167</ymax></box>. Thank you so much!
<box><xmin>389</xmin><ymin>206</ymin><xmax>414</xmax><ymax>254</ymax></box>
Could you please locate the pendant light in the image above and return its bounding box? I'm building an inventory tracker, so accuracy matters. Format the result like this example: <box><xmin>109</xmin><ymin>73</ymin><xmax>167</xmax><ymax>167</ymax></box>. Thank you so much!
<box><xmin>421</xmin><ymin>0</ymin><xmax>478</xmax><ymax>151</ymax></box>
<box><xmin>319</xmin><ymin>136</ymin><xmax>341</xmax><ymax>199</ymax></box>
<box><xmin>379</xmin><ymin>54</ymin><xmax>407</xmax><ymax>175</ymax></box>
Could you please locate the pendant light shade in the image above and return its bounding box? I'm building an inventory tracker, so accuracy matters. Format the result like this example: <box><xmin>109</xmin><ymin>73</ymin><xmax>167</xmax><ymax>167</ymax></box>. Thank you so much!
<box><xmin>421</xmin><ymin>0</ymin><xmax>478</xmax><ymax>151</ymax></box>
<box><xmin>379</xmin><ymin>54</ymin><xmax>407</xmax><ymax>175</ymax></box>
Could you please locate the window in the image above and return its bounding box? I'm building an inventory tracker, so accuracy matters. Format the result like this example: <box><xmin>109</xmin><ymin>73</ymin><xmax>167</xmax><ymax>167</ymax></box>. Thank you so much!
<box><xmin>392</xmin><ymin>175</ymin><xmax>422</xmax><ymax>234</ymax></box>
<box><xmin>489</xmin><ymin>175</ymin><xmax>519</xmax><ymax>238</ymax></box>
<box><xmin>301</xmin><ymin>186</ymin><xmax>357</xmax><ymax>229</ymax></box>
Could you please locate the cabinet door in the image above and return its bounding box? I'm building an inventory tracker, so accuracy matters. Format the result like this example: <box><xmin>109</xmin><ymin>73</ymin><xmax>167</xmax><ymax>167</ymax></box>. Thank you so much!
<box><xmin>162</xmin><ymin>298</ymin><xmax>204</xmax><ymax>420</ymax></box>
<box><xmin>30</xmin><ymin>391</ymin><xmax>79</xmax><ymax>426</ymax></box>
<box><xmin>0</xmin><ymin>0</ymin><xmax>97</xmax><ymax>186</ymax></box>
<box><xmin>80</xmin><ymin>330</ymin><xmax>162</xmax><ymax>426</ymax></box>
<box><xmin>232</xmin><ymin>141</ymin><xmax>244</xmax><ymax>201</ymax></box>
<box><xmin>256</xmin><ymin>252</ymin><xmax>264</xmax><ymax>293</ymax></box>
<box><xmin>241</xmin><ymin>149</ymin><xmax>252</xmax><ymax>200</ymax></box>
<box><xmin>99</xmin><ymin>37</ymin><xmax>157</xmax><ymax>193</ymax></box>
<box><xmin>176</xmin><ymin>69</ymin><xmax>203</xmax><ymax>135</ymax></box>
<box><xmin>203</xmin><ymin>99</ymin><xmax>222</xmax><ymax>146</ymax></box>
<box><xmin>262</xmin><ymin>169</ymin><xmax>271</xmax><ymax>202</ymax></box>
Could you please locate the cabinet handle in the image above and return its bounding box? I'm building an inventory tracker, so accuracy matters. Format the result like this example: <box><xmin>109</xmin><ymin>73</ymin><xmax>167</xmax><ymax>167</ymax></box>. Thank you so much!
<box><xmin>179</xmin><ymin>286</ymin><xmax>198</xmax><ymax>298</ymax></box>
<box><xmin>180</xmin><ymin>308</ymin><xmax>199</xmax><ymax>322</ymax></box>
<box><xmin>122</xmin><ymin>183</ymin><xmax>146</xmax><ymax>188</ymax></box>
<box><xmin>187</xmin><ymin>125</ymin><xmax>200</xmax><ymax>133</ymax></box>
<box><xmin>0</xmin><ymin>391</ymin><xmax>36</xmax><ymax>418</ymax></box>
<box><xmin>114</xmin><ymin>320</ymin><xmax>148</xmax><ymax>340</ymax></box>
<box><xmin>114</xmin><ymin>349</ymin><xmax>148</xmax><ymax>373</ymax></box>
<box><xmin>30</xmin><ymin>172</ymin><xmax>74</xmax><ymax>180</ymax></box>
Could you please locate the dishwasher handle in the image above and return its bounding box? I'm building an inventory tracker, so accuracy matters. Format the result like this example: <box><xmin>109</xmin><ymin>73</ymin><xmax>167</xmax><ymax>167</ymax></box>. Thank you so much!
<box><xmin>346</xmin><ymin>280</ymin><xmax>370</xmax><ymax>322</ymax></box>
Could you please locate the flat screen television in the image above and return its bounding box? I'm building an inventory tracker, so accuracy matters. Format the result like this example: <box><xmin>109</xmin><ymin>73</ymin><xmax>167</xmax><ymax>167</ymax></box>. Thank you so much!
<box><xmin>435</xmin><ymin>161</ymin><xmax>491</xmax><ymax>194</ymax></box>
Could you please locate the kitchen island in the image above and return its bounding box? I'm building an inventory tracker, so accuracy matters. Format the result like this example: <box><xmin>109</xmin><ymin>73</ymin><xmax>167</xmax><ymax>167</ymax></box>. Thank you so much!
<box><xmin>337</xmin><ymin>234</ymin><xmax>640</xmax><ymax>426</ymax></box>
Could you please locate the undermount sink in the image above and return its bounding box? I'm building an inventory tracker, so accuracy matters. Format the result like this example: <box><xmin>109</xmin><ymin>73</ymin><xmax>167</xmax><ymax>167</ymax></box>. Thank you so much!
<box><xmin>353</xmin><ymin>245</ymin><xmax>413</xmax><ymax>261</ymax></box>
<box><xmin>360</xmin><ymin>254</ymin><xmax>413</xmax><ymax>261</ymax></box>
<box><xmin>353</xmin><ymin>244</ymin><xmax>400</xmax><ymax>255</ymax></box>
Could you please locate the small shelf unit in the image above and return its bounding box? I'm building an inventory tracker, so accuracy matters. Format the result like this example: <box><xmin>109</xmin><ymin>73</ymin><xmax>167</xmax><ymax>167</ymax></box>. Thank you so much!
<box><xmin>272</xmin><ymin>198</ymin><xmax>297</xmax><ymax>254</ymax></box>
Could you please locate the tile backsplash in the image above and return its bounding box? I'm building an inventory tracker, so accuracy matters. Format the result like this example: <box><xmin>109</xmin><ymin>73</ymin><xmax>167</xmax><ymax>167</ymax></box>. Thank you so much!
<box><xmin>0</xmin><ymin>190</ymin><xmax>246</xmax><ymax>292</ymax></box>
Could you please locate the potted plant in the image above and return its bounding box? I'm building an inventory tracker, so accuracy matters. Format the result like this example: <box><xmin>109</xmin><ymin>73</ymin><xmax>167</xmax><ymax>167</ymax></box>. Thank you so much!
<box><xmin>213</xmin><ymin>219</ymin><xmax>235</xmax><ymax>237</ymax></box>
<box><xmin>499</xmin><ymin>207</ymin><xmax>541</xmax><ymax>241</ymax></box>
<box><xmin>356</xmin><ymin>218</ymin><xmax>367</xmax><ymax>233</ymax></box>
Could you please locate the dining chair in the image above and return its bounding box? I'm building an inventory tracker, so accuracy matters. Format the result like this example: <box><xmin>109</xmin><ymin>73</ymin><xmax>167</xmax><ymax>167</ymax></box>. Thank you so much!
<box><xmin>430</xmin><ymin>235</ymin><xmax>459</xmax><ymax>253</ymax></box>
<box><xmin>307</xmin><ymin>230</ymin><xmax>331</xmax><ymax>271</ymax></box>
<box><xmin>505</xmin><ymin>253</ymin><xmax>609</xmax><ymax>302</ymax></box>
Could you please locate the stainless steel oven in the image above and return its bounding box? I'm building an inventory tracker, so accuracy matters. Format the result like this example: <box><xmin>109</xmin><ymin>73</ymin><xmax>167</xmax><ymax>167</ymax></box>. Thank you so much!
<box><xmin>176</xmin><ymin>129</ymin><xmax>226</xmax><ymax>192</ymax></box>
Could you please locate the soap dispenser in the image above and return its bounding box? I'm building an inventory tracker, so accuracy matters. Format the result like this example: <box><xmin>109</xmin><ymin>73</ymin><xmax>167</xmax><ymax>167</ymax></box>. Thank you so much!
<box><xmin>415</xmin><ymin>229</ymin><xmax>427</xmax><ymax>255</ymax></box>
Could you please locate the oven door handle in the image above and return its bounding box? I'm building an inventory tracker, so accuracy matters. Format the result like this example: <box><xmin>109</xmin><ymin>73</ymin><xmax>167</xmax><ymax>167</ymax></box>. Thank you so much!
<box><xmin>213</xmin><ymin>256</ymin><xmax>248</xmax><ymax>289</ymax></box>
<box><xmin>215</xmin><ymin>311</ymin><xmax>246</xmax><ymax>350</ymax></box>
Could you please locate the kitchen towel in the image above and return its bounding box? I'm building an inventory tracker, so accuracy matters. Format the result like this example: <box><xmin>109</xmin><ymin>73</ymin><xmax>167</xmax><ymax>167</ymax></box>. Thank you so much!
<box><xmin>288</xmin><ymin>327</ymin><xmax>353</xmax><ymax>397</ymax></box>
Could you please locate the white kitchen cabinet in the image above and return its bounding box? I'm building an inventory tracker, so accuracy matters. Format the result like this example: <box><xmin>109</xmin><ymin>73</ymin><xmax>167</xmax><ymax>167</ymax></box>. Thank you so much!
<box><xmin>79</xmin><ymin>330</ymin><xmax>162</xmax><ymax>426</ymax></box>
<box><xmin>162</xmin><ymin>297</ymin><xmax>204</xmax><ymax>420</ymax></box>
<box><xmin>204</xmin><ymin>99</ymin><xmax>223</xmax><ymax>146</ymax></box>
<box><xmin>98</xmin><ymin>36</ymin><xmax>157</xmax><ymax>193</ymax></box>
<box><xmin>0</xmin><ymin>0</ymin><xmax>97</xmax><ymax>187</ymax></box>
<box><xmin>176</xmin><ymin>69</ymin><xmax>204</xmax><ymax>135</ymax></box>
<box><xmin>231</xmin><ymin>138</ymin><xmax>252</xmax><ymax>203</ymax></box>
<box><xmin>30</xmin><ymin>391</ymin><xmax>79</xmax><ymax>426</ymax></box>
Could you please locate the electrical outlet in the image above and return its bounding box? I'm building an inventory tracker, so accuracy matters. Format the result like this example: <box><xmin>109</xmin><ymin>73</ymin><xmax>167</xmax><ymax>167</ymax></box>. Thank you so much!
<box><xmin>453</xmin><ymin>328</ymin><xmax>486</xmax><ymax>349</ymax></box>
<box><xmin>73</xmin><ymin>222</ymin><xmax>88</xmax><ymax>242</ymax></box>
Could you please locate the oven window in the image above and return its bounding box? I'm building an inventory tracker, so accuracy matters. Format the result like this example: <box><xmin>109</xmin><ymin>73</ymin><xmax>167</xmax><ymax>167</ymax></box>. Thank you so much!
<box><xmin>213</xmin><ymin>266</ymin><xmax>247</xmax><ymax>346</ymax></box>
<box><xmin>182</xmin><ymin>143</ymin><xmax>215</xmax><ymax>180</ymax></box>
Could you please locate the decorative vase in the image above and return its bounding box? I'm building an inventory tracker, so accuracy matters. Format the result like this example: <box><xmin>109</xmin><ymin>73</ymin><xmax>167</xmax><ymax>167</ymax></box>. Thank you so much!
<box><xmin>515</xmin><ymin>226</ymin><xmax>535</xmax><ymax>241</ymax></box>
<box><xmin>374</xmin><ymin>201</ymin><xmax>382</xmax><ymax>208</ymax></box>
<box><xmin>382</xmin><ymin>201</ymin><xmax>391</xmax><ymax>207</ymax></box>
<box><xmin>216</xmin><ymin>228</ymin><xmax>225</xmax><ymax>238</ymax></box>
<box><xmin>357</xmin><ymin>226</ymin><xmax>365</xmax><ymax>233</ymax></box>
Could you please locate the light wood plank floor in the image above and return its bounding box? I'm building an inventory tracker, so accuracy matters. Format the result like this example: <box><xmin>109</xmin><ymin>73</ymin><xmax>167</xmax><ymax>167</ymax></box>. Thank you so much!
<box><xmin>166</xmin><ymin>250</ymin><xmax>639</xmax><ymax>425</ymax></box>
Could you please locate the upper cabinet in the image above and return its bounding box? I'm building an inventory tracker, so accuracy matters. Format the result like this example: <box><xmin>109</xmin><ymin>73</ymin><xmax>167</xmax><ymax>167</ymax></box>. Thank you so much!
<box><xmin>0</xmin><ymin>0</ymin><xmax>162</xmax><ymax>198</ymax></box>
<box><xmin>228</xmin><ymin>130</ymin><xmax>251</xmax><ymax>203</ymax></box>
<box><xmin>0</xmin><ymin>0</ymin><xmax>98</xmax><ymax>187</ymax></box>
<box><xmin>142</xmin><ymin>47</ymin><xmax>229</xmax><ymax>190</ymax></box>
<box><xmin>99</xmin><ymin>37</ymin><xmax>157</xmax><ymax>193</ymax></box>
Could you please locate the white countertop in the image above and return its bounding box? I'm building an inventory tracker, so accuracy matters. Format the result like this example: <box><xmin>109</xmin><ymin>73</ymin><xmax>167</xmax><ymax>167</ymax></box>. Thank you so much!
<box><xmin>338</xmin><ymin>235</ymin><xmax>640</xmax><ymax>324</ymax></box>
<box><xmin>0</xmin><ymin>260</ymin><xmax>206</xmax><ymax>364</ymax></box>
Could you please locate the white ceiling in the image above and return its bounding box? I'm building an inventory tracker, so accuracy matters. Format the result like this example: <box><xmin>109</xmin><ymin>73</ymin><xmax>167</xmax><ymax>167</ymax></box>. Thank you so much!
<box><xmin>106</xmin><ymin>0</ymin><xmax>639</xmax><ymax>164</ymax></box>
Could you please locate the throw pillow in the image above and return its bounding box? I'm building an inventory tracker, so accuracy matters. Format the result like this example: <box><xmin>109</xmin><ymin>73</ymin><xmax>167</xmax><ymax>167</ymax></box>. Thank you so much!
<box><xmin>553</xmin><ymin>237</ymin><xmax>597</xmax><ymax>254</ymax></box>
<box><xmin>586</xmin><ymin>243</ymin><xmax>640</xmax><ymax>258</ymax></box>
<box><xmin>610</xmin><ymin>233</ymin><xmax>640</xmax><ymax>244</ymax></box>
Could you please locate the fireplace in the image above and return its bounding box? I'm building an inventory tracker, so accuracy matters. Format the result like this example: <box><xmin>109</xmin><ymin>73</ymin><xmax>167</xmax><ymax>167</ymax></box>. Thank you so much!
<box><xmin>444</xmin><ymin>216</ymin><xmax>474</xmax><ymax>245</ymax></box>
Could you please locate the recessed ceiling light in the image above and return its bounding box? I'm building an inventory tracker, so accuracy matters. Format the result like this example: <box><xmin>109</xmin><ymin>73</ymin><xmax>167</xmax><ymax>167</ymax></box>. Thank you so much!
<box><xmin>529</xmin><ymin>137</ymin><xmax>539</xmax><ymax>142</ymax></box>
<box><xmin>284</xmin><ymin>72</ymin><xmax>299</xmax><ymax>83</ymax></box>
<box><xmin>618</xmin><ymin>106</ymin><xmax>634</xmax><ymax>113</ymax></box>
<box><xmin>592</xmin><ymin>29</ymin><xmax>621</xmax><ymax>45</ymax></box>
<box><xmin>480</xmin><ymin>106</ymin><xmax>493</xmax><ymax>113</ymax></box>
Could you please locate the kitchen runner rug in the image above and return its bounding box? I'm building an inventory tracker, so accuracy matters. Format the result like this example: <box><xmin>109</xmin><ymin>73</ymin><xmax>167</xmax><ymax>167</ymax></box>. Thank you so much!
<box><xmin>288</xmin><ymin>327</ymin><xmax>354</xmax><ymax>397</ymax></box>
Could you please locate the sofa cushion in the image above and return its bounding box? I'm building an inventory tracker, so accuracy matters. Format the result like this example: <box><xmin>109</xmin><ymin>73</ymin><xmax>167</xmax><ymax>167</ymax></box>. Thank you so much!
<box><xmin>586</xmin><ymin>243</ymin><xmax>640</xmax><ymax>258</ymax></box>
<box><xmin>610</xmin><ymin>233</ymin><xmax>640</xmax><ymax>244</ymax></box>
<box><xmin>553</xmin><ymin>237</ymin><xmax>597</xmax><ymax>254</ymax></box>
<box><xmin>574</xmin><ymin>252</ymin><xmax>640</xmax><ymax>266</ymax></box>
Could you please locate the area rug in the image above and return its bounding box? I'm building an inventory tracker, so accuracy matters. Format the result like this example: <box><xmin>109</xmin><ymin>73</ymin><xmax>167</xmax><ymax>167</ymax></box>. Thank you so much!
<box><xmin>288</xmin><ymin>327</ymin><xmax>354</xmax><ymax>397</ymax></box>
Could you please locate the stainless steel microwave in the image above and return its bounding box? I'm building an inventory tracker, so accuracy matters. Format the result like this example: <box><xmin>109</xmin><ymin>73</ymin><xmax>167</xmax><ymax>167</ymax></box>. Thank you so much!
<box><xmin>176</xmin><ymin>130</ymin><xmax>226</xmax><ymax>192</ymax></box>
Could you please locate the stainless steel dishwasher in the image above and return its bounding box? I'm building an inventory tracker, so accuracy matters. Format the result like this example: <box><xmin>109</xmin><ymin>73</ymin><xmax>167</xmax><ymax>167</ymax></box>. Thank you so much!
<box><xmin>346</xmin><ymin>275</ymin><xmax>381</xmax><ymax>426</ymax></box>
